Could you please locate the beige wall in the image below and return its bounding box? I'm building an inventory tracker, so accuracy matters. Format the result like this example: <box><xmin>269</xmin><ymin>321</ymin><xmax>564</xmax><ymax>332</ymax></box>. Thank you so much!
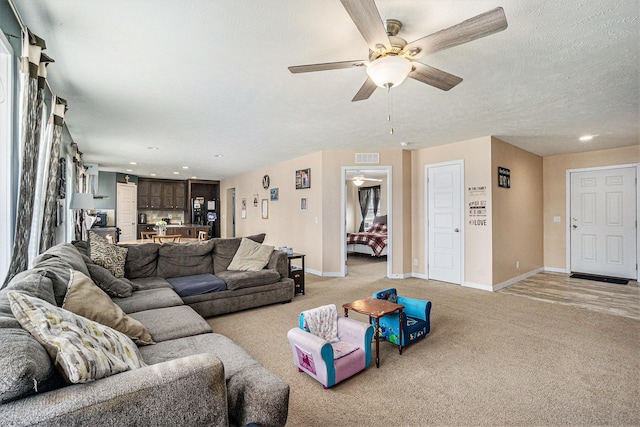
<box><xmin>220</xmin><ymin>151</ymin><xmax>324</xmax><ymax>272</ymax></box>
<box><xmin>491</xmin><ymin>137</ymin><xmax>543</xmax><ymax>285</ymax></box>
<box><xmin>543</xmin><ymin>145</ymin><xmax>640</xmax><ymax>270</ymax></box>
<box><xmin>221</xmin><ymin>149</ymin><xmax>408</xmax><ymax>276</ymax></box>
<box><xmin>412</xmin><ymin>136</ymin><xmax>493</xmax><ymax>286</ymax></box>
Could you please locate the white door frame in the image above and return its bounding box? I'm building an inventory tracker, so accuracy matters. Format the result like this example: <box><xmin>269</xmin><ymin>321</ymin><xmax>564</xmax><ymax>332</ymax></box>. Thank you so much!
<box><xmin>0</xmin><ymin>30</ymin><xmax>14</xmax><ymax>281</ymax></box>
<box><xmin>424</xmin><ymin>160</ymin><xmax>465</xmax><ymax>284</ymax></box>
<box><xmin>565</xmin><ymin>163</ymin><xmax>639</xmax><ymax>280</ymax></box>
<box><xmin>340</xmin><ymin>165</ymin><xmax>392</xmax><ymax>278</ymax></box>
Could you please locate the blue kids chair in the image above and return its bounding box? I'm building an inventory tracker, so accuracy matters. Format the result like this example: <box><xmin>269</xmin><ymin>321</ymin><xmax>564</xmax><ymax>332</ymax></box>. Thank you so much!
<box><xmin>372</xmin><ymin>288</ymin><xmax>431</xmax><ymax>347</ymax></box>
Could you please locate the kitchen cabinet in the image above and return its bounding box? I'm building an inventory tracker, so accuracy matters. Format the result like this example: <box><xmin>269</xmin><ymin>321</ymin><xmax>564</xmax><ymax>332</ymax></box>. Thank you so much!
<box><xmin>137</xmin><ymin>179</ymin><xmax>186</xmax><ymax>210</ymax></box>
<box><xmin>137</xmin><ymin>180</ymin><xmax>151</xmax><ymax>209</ymax></box>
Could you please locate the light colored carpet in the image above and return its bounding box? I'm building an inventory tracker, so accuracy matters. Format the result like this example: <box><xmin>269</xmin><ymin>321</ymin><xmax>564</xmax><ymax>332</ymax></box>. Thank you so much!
<box><xmin>208</xmin><ymin>258</ymin><xmax>640</xmax><ymax>426</ymax></box>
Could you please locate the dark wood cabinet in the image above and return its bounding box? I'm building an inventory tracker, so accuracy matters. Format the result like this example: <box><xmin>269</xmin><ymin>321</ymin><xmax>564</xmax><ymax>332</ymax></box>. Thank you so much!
<box><xmin>137</xmin><ymin>180</ymin><xmax>151</xmax><ymax>209</ymax></box>
<box><xmin>137</xmin><ymin>224</ymin><xmax>156</xmax><ymax>239</ymax></box>
<box><xmin>138</xmin><ymin>179</ymin><xmax>187</xmax><ymax>210</ymax></box>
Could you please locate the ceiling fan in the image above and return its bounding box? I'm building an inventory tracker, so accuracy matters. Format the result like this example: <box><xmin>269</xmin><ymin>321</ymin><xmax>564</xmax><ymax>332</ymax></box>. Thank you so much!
<box><xmin>288</xmin><ymin>0</ymin><xmax>508</xmax><ymax>102</ymax></box>
<box><xmin>350</xmin><ymin>175</ymin><xmax>383</xmax><ymax>186</ymax></box>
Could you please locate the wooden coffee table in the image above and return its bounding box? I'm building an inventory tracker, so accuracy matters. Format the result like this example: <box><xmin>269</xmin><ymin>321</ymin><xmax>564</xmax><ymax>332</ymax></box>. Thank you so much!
<box><xmin>342</xmin><ymin>297</ymin><xmax>404</xmax><ymax>368</ymax></box>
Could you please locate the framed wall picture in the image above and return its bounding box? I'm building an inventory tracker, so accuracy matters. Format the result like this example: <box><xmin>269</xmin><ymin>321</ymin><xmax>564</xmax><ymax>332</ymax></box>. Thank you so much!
<box><xmin>498</xmin><ymin>167</ymin><xmax>511</xmax><ymax>188</ymax></box>
<box><xmin>270</xmin><ymin>187</ymin><xmax>279</xmax><ymax>201</ymax></box>
<box><xmin>261</xmin><ymin>199</ymin><xmax>268</xmax><ymax>219</ymax></box>
<box><xmin>296</xmin><ymin>168</ymin><xmax>311</xmax><ymax>189</ymax></box>
<box><xmin>300</xmin><ymin>197</ymin><xmax>307</xmax><ymax>211</ymax></box>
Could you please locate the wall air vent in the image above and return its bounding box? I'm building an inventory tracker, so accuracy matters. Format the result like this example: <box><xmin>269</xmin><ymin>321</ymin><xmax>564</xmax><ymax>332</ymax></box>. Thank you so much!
<box><xmin>355</xmin><ymin>153</ymin><xmax>380</xmax><ymax>164</ymax></box>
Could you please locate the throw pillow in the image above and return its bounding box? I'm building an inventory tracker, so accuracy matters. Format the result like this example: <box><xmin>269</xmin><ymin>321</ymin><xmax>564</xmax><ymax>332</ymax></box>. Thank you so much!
<box><xmin>89</xmin><ymin>231</ymin><xmax>128</xmax><ymax>278</ymax></box>
<box><xmin>62</xmin><ymin>270</ymin><xmax>154</xmax><ymax>345</ymax></box>
<box><xmin>86</xmin><ymin>263</ymin><xmax>134</xmax><ymax>298</ymax></box>
<box><xmin>227</xmin><ymin>238</ymin><xmax>274</xmax><ymax>272</ymax></box>
<box><xmin>8</xmin><ymin>291</ymin><xmax>147</xmax><ymax>384</ymax></box>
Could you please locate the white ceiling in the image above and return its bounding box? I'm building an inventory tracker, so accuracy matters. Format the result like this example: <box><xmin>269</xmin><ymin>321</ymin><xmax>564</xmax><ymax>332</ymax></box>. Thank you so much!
<box><xmin>13</xmin><ymin>0</ymin><xmax>640</xmax><ymax>181</ymax></box>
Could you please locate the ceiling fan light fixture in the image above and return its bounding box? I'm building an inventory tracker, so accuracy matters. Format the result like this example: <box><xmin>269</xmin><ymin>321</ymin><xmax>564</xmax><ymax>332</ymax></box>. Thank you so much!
<box><xmin>366</xmin><ymin>55</ymin><xmax>412</xmax><ymax>88</ymax></box>
<box><xmin>353</xmin><ymin>177</ymin><xmax>365</xmax><ymax>186</ymax></box>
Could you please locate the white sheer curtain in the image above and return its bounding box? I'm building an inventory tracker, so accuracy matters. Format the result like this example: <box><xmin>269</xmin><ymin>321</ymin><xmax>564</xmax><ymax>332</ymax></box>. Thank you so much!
<box><xmin>27</xmin><ymin>102</ymin><xmax>51</xmax><ymax>266</ymax></box>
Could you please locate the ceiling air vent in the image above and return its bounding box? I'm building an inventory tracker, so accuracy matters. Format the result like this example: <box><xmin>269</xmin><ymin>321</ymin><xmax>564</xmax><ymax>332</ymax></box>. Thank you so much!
<box><xmin>355</xmin><ymin>153</ymin><xmax>380</xmax><ymax>164</ymax></box>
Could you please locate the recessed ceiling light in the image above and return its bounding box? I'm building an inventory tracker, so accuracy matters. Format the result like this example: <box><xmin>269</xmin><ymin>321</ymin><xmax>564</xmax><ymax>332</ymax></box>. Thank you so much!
<box><xmin>150</xmin><ymin>173</ymin><xmax>156</xmax><ymax>176</ymax></box>
<box><xmin>173</xmin><ymin>172</ymin><xmax>179</xmax><ymax>175</ymax></box>
<box><xmin>213</xmin><ymin>154</ymin><xmax>223</xmax><ymax>158</ymax></box>
<box><xmin>129</xmin><ymin>161</ymin><xmax>137</xmax><ymax>165</ymax></box>
<box><xmin>400</xmin><ymin>142</ymin><xmax>409</xmax><ymax>147</ymax></box>
<box><xmin>126</xmin><ymin>169</ymin><xmax>133</xmax><ymax>172</ymax></box>
<box><xmin>191</xmin><ymin>176</ymin><xmax>197</xmax><ymax>179</ymax></box>
<box><xmin>182</xmin><ymin>166</ymin><xmax>189</xmax><ymax>169</ymax></box>
<box><xmin>147</xmin><ymin>146</ymin><xmax>159</xmax><ymax>150</ymax></box>
<box><xmin>579</xmin><ymin>135</ymin><xmax>595</xmax><ymax>142</ymax></box>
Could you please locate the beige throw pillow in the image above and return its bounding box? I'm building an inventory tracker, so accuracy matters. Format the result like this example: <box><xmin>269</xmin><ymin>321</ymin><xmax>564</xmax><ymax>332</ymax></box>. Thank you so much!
<box><xmin>8</xmin><ymin>291</ymin><xmax>146</xmax><ymax>384</ymax></box>
<box><xmin>63</xmin><ymin>270</ymin><xmax>154</xmax><ymax>345</ymax></box>
<box><xmin>227</xmin><ymin>238</ymin><xmax>274</xmax><ymax>272</ymax></box>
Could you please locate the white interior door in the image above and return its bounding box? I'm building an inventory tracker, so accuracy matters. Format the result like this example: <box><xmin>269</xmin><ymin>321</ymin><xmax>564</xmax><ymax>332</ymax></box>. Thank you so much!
<box><xmin>570</xmin><ymin>167</ymin><xmax>637</xmax><ymax>279</ymax></box>
<box><xmin>117</xmin><ymin>183</ymin><xmax>137</xmax><ymax>242</ymax></box>
<box><xmin>428</xmin><ymin>163</ymin><xmax>462</xmax><ymax>284</ymax></box>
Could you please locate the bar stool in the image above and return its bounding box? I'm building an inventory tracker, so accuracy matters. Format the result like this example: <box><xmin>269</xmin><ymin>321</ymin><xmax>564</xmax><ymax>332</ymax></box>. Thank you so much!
<box><xmin>153</xmin><ymin>235</ymin><xmax>181</xmax><ymax>243</ymax></box>
<box><xmin>198</xmin><ymin>231</ymin><xmax>208</xmax><ymax>241</ymax></box>
<box><xmin>141</xmin><ymin>231</ymin><xmax>157</xmax><ymax>240</ymax></box>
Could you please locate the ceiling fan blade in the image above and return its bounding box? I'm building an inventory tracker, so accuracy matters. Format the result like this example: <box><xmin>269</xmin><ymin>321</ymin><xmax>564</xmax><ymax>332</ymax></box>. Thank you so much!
<box><xmin>288</xmin><ymin>60</ymin><xmax>367</xmax><ymax>74</ymax></box>
<box><xmin>352</xmin><ymin>77</ymin><xmax>377</xmax><ymax>102</ymax></box>
<box><xmin>409</xmin><ymin>62</ymin><xmax>463</xmax><ymax>91</ymax></box>
<box><xmin>340</xmin><ymin>0</ymin><xmax>391</xmax><ymax>52</ymax></box>
<box><xmin>404</xmin><ymin>7</ymin><xmax>508</xmax><ymax>60</ymax></box>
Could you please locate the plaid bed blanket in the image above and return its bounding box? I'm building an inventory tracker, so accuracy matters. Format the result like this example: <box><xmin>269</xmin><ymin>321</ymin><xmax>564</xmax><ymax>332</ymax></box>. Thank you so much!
<box><xmin>346</xmin><ymin>223</ymin><xmax>387</xmax><ymax>256</ymax></box>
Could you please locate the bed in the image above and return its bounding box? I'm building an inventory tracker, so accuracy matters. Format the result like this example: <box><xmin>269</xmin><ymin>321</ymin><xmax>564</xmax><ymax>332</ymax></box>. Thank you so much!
<box><xmin>346</xmin><ymin>218</ymin><xmax>388</xmax><ymax>257</ymax></box>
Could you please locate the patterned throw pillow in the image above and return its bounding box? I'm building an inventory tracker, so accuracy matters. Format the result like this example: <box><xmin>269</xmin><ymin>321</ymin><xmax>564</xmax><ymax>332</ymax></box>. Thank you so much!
<box><xmin>89</xmin><ymin>231</ymin><xmax>128</xmax><ymax>278</ymax></box>
<box><xmin>8</xmin><ymin>291</ymin><xmax>146</xmax><ymax>384</ymax></box>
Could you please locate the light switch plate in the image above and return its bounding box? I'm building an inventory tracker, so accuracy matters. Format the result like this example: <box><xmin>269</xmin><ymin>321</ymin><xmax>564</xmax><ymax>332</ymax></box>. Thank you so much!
<box><xmin>553</xmin><ymin>216</ymin><xmax>561</xmax><ymax>223</ymax></box>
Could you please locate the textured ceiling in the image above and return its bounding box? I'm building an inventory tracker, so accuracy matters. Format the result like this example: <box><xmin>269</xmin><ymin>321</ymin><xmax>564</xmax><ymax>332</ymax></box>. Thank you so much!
<box><xmin>12</xmin><ymin>0</ymin><xmax>640</xmax><ymax>180</ymax></box>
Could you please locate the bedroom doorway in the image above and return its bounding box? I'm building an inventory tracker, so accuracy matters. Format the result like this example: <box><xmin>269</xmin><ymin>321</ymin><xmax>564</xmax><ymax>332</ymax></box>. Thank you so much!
<box><xmin>341</xmin><ymin>166</ymin><xmax>392</xmax><ymax>278</ymax></box>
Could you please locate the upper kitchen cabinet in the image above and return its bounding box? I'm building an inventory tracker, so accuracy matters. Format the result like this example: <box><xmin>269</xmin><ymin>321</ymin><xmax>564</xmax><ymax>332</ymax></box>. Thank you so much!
<box><xmin>138</xmin><ymin>179</ymin><xmax>186</xmax><ymax>210</ymax></box>
<box><xmin>162</xmin><ymin>181</ymin><xmax>186</xmax><ymax>210</ymax></box>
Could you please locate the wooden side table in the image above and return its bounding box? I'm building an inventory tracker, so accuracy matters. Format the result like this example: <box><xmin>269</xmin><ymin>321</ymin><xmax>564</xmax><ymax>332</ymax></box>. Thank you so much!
<box><xmin>287</xmin><ymin>253</ymin><xmax>305</xmax><ymax>295</ymax></box>
<box><xmin>342</xmin><ymin>297</ymin><xmax>404</xmax><ymax>368</ymax></box>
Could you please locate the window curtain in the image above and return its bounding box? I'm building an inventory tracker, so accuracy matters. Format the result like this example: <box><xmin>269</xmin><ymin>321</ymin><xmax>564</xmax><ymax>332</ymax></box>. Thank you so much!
<box><xmin>72</xmin><ymin>144</ymin><xmax>86</xmax><ymax>241</ymax></box>
<box><xmin>372</xmin><ymin>185</ymin><xmax>381</xmax><ymax>217</ymax></box>
<box><xmin>27</xmin><ymin>103</ymin><xmax>49</xmax><ymax>265</ymax></box>
<box><xmin>40</xmin><ymin>96</ymin><xmax>68</xmax><ymax>252</ymax></box>
<box><xmin>358</xmin><ymin>187</ymin><xmax>372</xmax><ymax>232</ymax></box>
<box><xmin>3</xmin><ymin>29</ymin><xmax>52</xmax><ymax>286</ymax></box>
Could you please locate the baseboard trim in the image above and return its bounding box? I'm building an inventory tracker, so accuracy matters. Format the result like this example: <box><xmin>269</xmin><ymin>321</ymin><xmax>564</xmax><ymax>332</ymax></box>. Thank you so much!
<box><xmin>320</xmin><ymin>271</ymin><xmax>342</xmax><ymax>277</ymax></box>
<box><xmin>411</xmin><ymin>272</ymin><xmax>429</xmax><ymax>280</ymax></box>
<box><xmin>463</xmin><ymin>281</ymin><xmax>493</xmax><ymax>292</ymax></box>
<box><xmin>389</xmin><ymin>273</ymin><xmax>412</xmax><ymax>279</ymax></box>
<box><xmin>544</xmin><ymin>266</ymin><xmax>567</xmax><ymax>273</ymax></box>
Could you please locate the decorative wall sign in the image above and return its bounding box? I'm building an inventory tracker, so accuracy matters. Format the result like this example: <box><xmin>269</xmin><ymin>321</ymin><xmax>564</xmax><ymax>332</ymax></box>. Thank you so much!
<box><xmin>262</xmin><ymin>175</ymin><xmax>270</xmax><ymax>189</ymax></box>
<box><xmin>253</xmin><ymin>195</ymin><xmax>259</xmax><ymax>207</ymax></box>
<box><xmin>270</xmin><ymin>187</ymin><xmax>279</xmax><ymax>201</ymax></box>
<box><xmin>296</xmin><ymin>168</ymin><xmax>310</xmax><ymax>189</ymax></box>
<box><xmin>300</xmin><ymin>197</ymin><xmax>307</xmax><ymax>211</ymax></box>
<box><xmin>498</xmin><ymin>167</ymin><xmax>510</xmax><ymax>188</ymax></box>
<box><xmin>468</xmin><ymin>186</ymin><xmax>488</xmax><ymax>226</ymax></box>
<box><xmin>261</xmin><ymin>199</ymin><xmax>269</xmax><ymax>219</ymax></box>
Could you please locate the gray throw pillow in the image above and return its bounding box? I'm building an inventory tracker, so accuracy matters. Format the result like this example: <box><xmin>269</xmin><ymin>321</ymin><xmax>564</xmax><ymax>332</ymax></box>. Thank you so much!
<box><xmin>86</xmin><ymin>263</ymin><xmax>135</xmax><ymax>298</ymax></box>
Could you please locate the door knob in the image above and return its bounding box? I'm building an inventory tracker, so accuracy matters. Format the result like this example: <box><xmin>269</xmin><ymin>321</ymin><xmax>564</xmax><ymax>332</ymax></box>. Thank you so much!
<box><xmin>454</xmin><ymin>228</ymin><xmax>460</xmax><ymax>232</ymax></box>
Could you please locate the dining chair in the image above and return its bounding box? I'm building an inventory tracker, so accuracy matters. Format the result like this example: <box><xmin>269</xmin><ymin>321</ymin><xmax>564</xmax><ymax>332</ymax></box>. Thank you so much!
<box><xmin>141</xmin><ymin>231</ymin><xmax>157</xmax><ymax>240</ymax></box>
<box><xmin>198</xmin><ymin>230</ymin><xmax>208</xmax><ymax>241</ymax></box>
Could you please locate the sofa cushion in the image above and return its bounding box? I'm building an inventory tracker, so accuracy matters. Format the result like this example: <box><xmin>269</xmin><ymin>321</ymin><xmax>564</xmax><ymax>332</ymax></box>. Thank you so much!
<box><xmin>129</xmin><ymin>306</ymin><xmax>212</xmax><ymax>342</ymax></box>
<box><xmin>1</xmin><ymin>271</ymin><xmax>56</xmax><ymax>328</ymax></box>
<box><xmin>166</xmin><ymin>274</ymin><xmax>227</xmax><ymax>297</ymax></box>
<box><xmin>157</xmin><ymin>240</ymin><xmax>215</xmax><ymax>279</ymax></box>
<box><xmin>89</xmin><ymin>231</ymin><xmax>128</xmax><ymax>278</ymax></box>
<box><xmin>33</xmin><ymin>243</ymin><xmax>90</xmax><ymax>278</ymax></box>
<box><xmin>216</xmin><ymin>269</ymin><xmax>281</xmax><ymax>291</ymax></box>
<box><xmin>129</xmin><ymin>276</ymin><xmax>174</xmax><ymax>291</ymax></box>
<box><xmin>227</xmin><ymin>238</ymin><xmax>275</xmax><ymax>272</ymax></box>
<box><xmin>86</xmin><ymin>263</ymin><xmax>134</xmax><ymax>298</ymax></box>
<box><xmin>28</xmin><ymin>257</ymin><xmax>75</xmax><ymax>306</ymax></box>
<box><xmin>0</xmin><ymin>328</ymin><xmax>63</xmax><ymax>403</ymax></box>
<box><xmin>112</xmin><ymin>288</ymin><xmax>184</xmax><ymax>314</ymax></box>
<box><xmin>120</xmin><ymin>243</ymin><xmax>159</xmax><ymax>279</ymax></box>
<box><xmin>8</xmin><ymin>291</ymin><xmax>147</xmax><ymax>384</ymax></box>
<box><xmin>62</xmin><ymin>270</ymin><xmax>154</xmax><ymax>345</ymax></box>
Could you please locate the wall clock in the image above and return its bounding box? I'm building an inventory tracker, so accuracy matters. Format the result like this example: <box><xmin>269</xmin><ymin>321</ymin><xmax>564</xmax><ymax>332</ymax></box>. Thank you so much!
<box><xmin>262</xmin><ymin>175</ymin><xmax>270</xmax><ymax>189</ymax></box>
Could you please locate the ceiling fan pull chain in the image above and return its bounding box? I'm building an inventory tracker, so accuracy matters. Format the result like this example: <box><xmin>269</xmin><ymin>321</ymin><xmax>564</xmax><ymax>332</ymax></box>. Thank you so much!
<box><xmin>387</xmin><ymin>85</ymin><xmax>394</xmax><ymax>135</ymax></box>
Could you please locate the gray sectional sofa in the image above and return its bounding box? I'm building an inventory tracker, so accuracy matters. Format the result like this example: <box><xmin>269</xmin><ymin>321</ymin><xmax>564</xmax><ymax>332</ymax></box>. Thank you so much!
<box><xmin>0</xmin><ymin>236</ymin><xmax>293</xmax><ymax>426</ymax></box>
